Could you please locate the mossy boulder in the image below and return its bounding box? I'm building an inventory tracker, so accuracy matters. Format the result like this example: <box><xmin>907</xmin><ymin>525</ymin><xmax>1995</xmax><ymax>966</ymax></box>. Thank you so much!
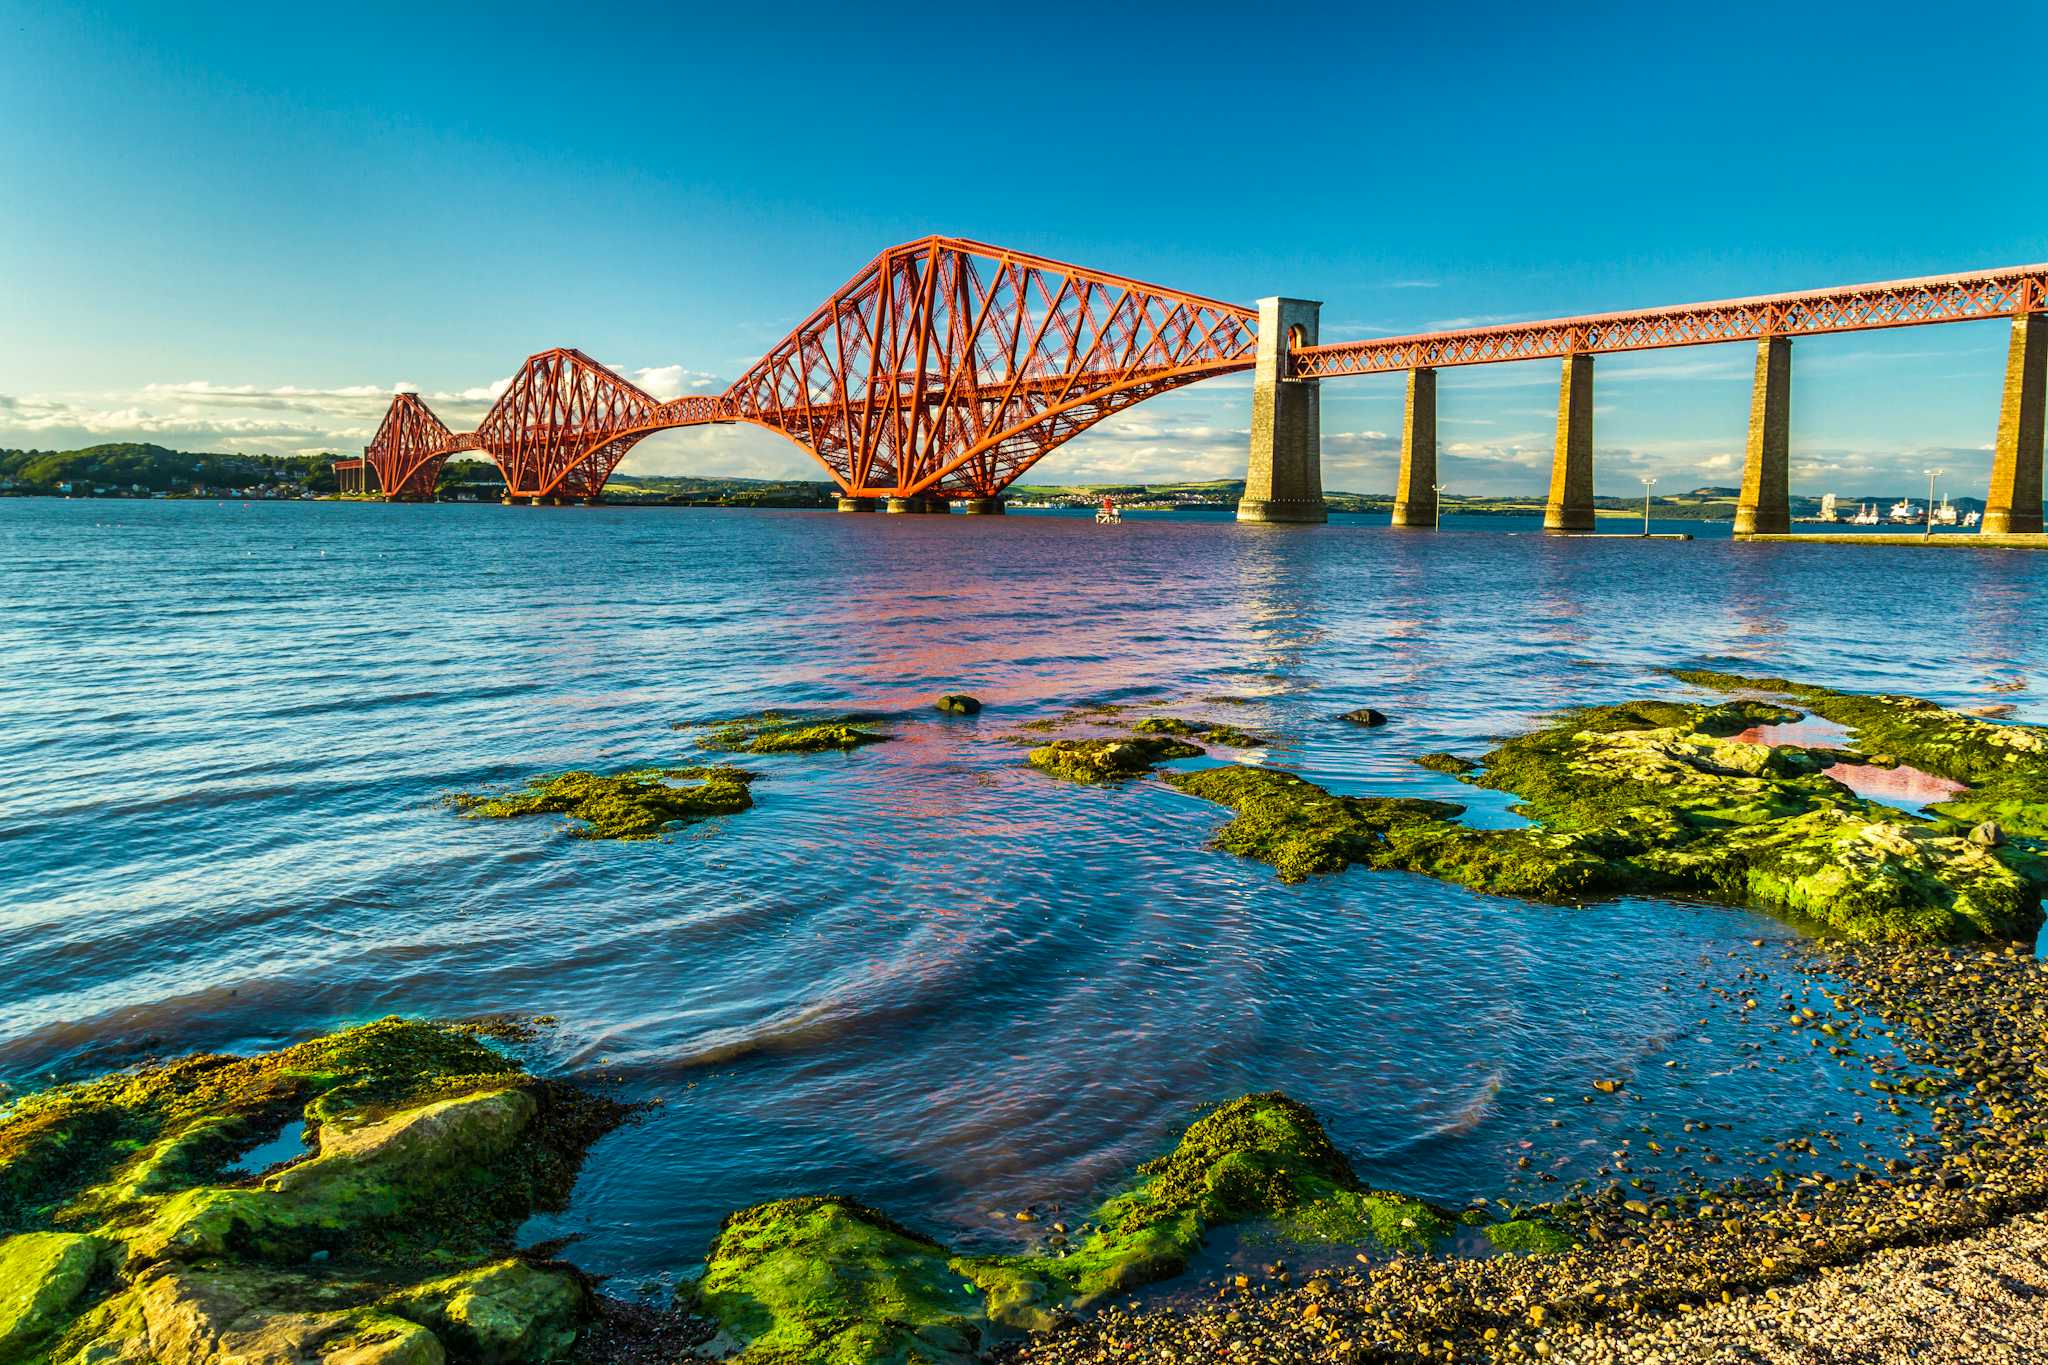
<box><xmin>1133</xmin><ymin>717</ymin><xmax>1268</xmax><ymax>748</ymax></box>
<box><xmin>446</xmin><ymin>766</ymin><xmax>754</xmax><ymax>839</ymax></box>
<box><xmin>693</xmin><ymin>1198</ymin><xmax>990</xmax><ymax>1365</ymax></box>
<box><xmin>695</xmin><ymin>712</ymin><xmax>893</xmax><ymax>754</ymax></box>
<box><xmin>385</xmin><ymin>1260</ymin><xmax>587</xmax><ymax>1364</ymax></box>
<box><xmin>63</xmin><ymin>1265</ymin><xmax>445</xmax><ymax>1365</ymax></box>
<box><xmin>0</xmin><ymin>1020</ymin><xmax>623</xmax><ymax>1365</ymax></box>
<box><xmin>1483</xmin><ymin>1218</ymin><xmax>1577</xmax><ymax>1255</ymax></box>
<box><xmin>1166</xmin><ymin>692</ymin><xmax>2047</xmax><ymax>944</ymax></box>
<box><xmin>934</xmin><ymin>694</ymin><xmax>982</xmax><ymax>715</ymax></box>
<box><xmin>688</xmin><ymin>1094</ymin><xmax>1470</xmax><ymax>1362</ymax></box>
<box><xmin>0</xmin><ymin>1232</ymin><xmax>110</xmax><ymax>1363</ymax></box>
<box><xmin>1025</xmin><ymin>736</ymin><xmax>1202</xmax><ymax>784</ymax></box>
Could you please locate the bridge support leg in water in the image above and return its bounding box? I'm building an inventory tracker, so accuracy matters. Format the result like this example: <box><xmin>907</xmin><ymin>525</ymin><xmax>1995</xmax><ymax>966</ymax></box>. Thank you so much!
<box><xmin>1237</xmin><ymin>297</ymin><xmax>1325</xmax><ymax>524</ymax></box>
<box><xmin>1543</xmin><ymin>354</ymin><xmax>1595</xmax><ymax>532</ymax></box>
<box><xmin>835</xmin><ymin>496</ymin><xmax>875</xmax><ymax>512</ymax></box>
<box><xmin>1734</xmin><ymin>336</ymin><xmax>1792</xmax><ymax>536</ymax></box>
<box><xmin>1390</xmin><ymin>367</ymin><xmax>1437</xmax><ymax>528</ymax></box>
<box><xmin>1985</xmin><ymin>311</ymin><xmax>2046</xmax><ymax>535</ymax></box>
<box><xmin>885</xmin><ymin>496</ymin><xmax>949</xmax><ymax>514</ymax></box>
<box><xmin>960</xmin><ymin>497</ymin><xmax>1005</xmax><ymax>515</ymax></box>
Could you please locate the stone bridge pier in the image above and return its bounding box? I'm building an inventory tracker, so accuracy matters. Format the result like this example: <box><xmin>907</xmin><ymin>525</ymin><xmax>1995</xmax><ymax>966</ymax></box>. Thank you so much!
<box><xmin>1237</xmin><ymin>297</ymin><xmax>1326</xmax><ymax>523</ymax></box>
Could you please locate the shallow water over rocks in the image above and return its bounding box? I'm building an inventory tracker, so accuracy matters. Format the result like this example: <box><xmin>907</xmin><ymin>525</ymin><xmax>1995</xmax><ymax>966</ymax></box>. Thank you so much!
<box><xmin>2</xmin><ymin>499</ymin><xmax>2044</xmax><ymax>1294</ymax></box>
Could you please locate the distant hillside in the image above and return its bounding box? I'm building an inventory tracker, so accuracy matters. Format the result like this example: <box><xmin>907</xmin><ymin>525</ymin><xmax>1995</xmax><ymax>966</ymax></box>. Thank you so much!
<box><xmin>0</xmin><ymin>442</ymin><xmax>344</xmax><ymax>495</ymax></box>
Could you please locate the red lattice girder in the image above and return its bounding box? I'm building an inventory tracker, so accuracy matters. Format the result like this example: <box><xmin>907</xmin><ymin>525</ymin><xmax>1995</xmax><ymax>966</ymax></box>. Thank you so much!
<box><xmin>364</xmin><ymin>392</ymin><xmax>456</xmax><ymax>498</ymax></box>
<box><xmin>720</xmin><ymin>236</ymin><xmax>1260</xmax><ymax>497</ymax></box>
<box><xmin>1292</xmin><ymin>266</ymin><xmax>2048</xmax><ymax>377</ymax></box>
<box><xmin>474</xmin><ymin>348</ymin><xmax>660</xmax><ymax>499</ymax></box>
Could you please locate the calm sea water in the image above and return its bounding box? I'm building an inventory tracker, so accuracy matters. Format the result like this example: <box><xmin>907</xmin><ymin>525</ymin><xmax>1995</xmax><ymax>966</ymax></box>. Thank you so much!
<box><xmin>2</xmin><ymin>499</ymin><xmax>2044</xmax><ymax>1295</ymax></box>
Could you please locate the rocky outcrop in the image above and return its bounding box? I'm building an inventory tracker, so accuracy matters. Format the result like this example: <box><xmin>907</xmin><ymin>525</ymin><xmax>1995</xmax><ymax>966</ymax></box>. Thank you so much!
<box><xmin>0</xmin><ymin>1020</ymin><xmax>620</xmax><ymax>1365</ymax></box>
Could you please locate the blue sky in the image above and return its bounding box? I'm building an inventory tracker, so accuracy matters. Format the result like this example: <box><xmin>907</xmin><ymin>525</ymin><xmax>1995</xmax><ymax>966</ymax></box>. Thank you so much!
<box><xmin>3</xmin><ymin>0</ymin><xmax>2043</xmax><ymax>496</ymax></box>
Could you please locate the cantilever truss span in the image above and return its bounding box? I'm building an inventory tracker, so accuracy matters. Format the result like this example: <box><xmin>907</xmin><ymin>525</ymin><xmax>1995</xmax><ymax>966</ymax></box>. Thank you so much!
<box><xmin>365</xmin><ymin>236</ymin><xmax>1260</xmax><ymax>501</ymax></box>
<box><xmin>366</xmin><ymin>248</ymin><xmax>2048</xmax><ymax>502</ymax></box>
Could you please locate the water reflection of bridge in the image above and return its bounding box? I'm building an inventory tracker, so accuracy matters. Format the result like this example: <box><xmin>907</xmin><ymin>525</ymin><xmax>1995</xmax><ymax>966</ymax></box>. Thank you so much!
<box><xmin>361</xmin><ymin>239</ymin><xmax>2048</xmax><ymax>539</ymax></box>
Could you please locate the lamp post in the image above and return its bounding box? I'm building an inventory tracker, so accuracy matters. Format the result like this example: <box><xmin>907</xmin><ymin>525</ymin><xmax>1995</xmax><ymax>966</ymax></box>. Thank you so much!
<box><xmin>1641</xmin><ymin>476</ymin><xmax>1657</xmax><ymax>536</ymax></box>
<box><xmin>1432</xmin><ymin>483</ymin><xmax>1445</xmax><ymax>531</ymax></box>
<box><xmin>1923</xmin><ymin>467</ymin><xmax>1945</xmax><ymax>540</ymax></box>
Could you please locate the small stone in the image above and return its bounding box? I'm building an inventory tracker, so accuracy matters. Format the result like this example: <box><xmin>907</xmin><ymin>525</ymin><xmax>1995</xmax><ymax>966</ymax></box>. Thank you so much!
<box><xmin>936</xmin><ymin>693</ymin><xmax>982</xmax><ymax>715</ymax></box>
<box><xmin>1970</xmin><ymin>821</ymin><xmax>2005</xmax><ymax>847</ymax></box>
<box><xmin>1340</xmin><ymin>707</ymin><xmax>1390</xmax><ymax>727</ymax></box>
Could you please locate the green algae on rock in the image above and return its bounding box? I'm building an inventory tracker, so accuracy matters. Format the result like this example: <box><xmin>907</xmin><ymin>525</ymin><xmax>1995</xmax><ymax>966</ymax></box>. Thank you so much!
<box><xmin>1025</xmin><ymin>735</ymin><xmax>1202</xmax><ymax>784</ymax></box>
<box><xmin>0</xmin><ymin>1019</ymin><xmax>624</xmax><ymax>1365</ymax></box>
<box><xmin>0</xmin><ymin>1232</ymin><xmax>110</xmax><ymax>1363</ymax></box>
<box><xmin>692</xmin><ymin>711</ymin><xmax>894</xmax><ymax>754</ymax></box>
<box><xmin>1132</xmin><ymin>717</ymin><xmax>1268</xmax><ymax>748</ymax></box>
<box><xmin>1166</xmin><ymin>693</ymin><xmax>2047</xmax><ymax>944</ymax></box>
<box><xmin>693</xmin><ymin>1197</ymin><xmax>992</xmax><ymax>1365</ymax></box>
<box><xmin>446</xmin><ymin>765</ymin><xmax>755</xmax><ymax>840</ymax></box>
<box><xmin>1672</xmin><ymin>668</ymin><xmax>2048</xmax><ymax>841</ymax></box>
<box><xmin>935</xmin><ymin>694</ymin><xmax>982</xmax><ymax>715</ymax></box>
<box><xmin>687</xmin><ymin>1094</ymin><xmax>1472</xmax><ymax>1363</ymax></box>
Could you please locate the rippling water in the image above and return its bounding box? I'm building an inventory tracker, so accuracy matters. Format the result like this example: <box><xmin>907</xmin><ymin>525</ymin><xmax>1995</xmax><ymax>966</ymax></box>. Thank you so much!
<box><xmin>3</xmin><ymin>499</ymin><xmax>2044</xmax><ymax>1295</ymax></box>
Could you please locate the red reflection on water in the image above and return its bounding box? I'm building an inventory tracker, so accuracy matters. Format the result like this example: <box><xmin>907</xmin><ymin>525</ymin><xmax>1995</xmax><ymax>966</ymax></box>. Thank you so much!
<box><xmin>1731</xmin><ymin>717</ymin><xmax>1851</xmax><ymax>749</ymax></box>
<box><xmin>1823</xmin><ymin>761</ymin><xmax>1965</xmax><ymax>809</ymax></box>
<box><xmin>1733</xmin><ymin>716</ymin><xmax>1965</xmax><ymax>809</ymax></box>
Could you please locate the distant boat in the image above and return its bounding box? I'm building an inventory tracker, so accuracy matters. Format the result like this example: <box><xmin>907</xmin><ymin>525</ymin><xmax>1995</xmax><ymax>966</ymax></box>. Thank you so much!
<box><xmin>1095</xmin><ymin>495</ymin><xmax>1121</xmax><ymax>525</ymax></box>
<box><xmin>1965</xmin><ymin>509</ymin><xmax>1982</xmax><ymax>528</ymax></box>
<box><xmin>1934</xmin><ymin>497</ymin><xmax>1960</xmax><ymax>526</ymax></box>
<box><xmin>1888</xmin><ymin>498</ymin><xmax>1921</xmax><ymax>524</ymax></box>
<box><xmin>1850</xmin><ymin>502</ymin><xmax>1880</xmax><ymax>525</ymax></box>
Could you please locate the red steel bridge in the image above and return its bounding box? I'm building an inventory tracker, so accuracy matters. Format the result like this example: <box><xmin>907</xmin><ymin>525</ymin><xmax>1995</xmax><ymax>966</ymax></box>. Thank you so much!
<box><xmin>362</xmin><ymin>236</ymin><xmax>2048</xmax><ymax>534</ymax></box>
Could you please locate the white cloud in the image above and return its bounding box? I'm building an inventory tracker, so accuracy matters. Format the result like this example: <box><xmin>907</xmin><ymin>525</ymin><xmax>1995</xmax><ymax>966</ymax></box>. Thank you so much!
<box><xmin>625</xmin><ymin>364</ymin><xmax>723</xmax><ymax>401</ymax></box>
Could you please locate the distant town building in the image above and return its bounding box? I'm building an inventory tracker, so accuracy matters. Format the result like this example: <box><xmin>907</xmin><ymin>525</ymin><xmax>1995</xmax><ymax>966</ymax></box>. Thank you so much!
<box><xmin>1819</xmin><ymin>493</ymin><xmax>1839</xmax><ymax>522</ymax></box>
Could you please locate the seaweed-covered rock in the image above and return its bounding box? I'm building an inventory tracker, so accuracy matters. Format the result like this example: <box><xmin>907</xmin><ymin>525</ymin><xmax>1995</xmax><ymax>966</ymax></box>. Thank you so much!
<box><xmin>385</xmin><ymin>1260</ymin><xmax>586</xmax><ymax>1364</ymax></box>
<box><xmin>693</xmin><ymin>1198</ymin><xmax>989</xmax><ymax>1365</ymax></box>
<box><xmin>934</xmin><ymin>694</ymin><xmax>982</xmax><ymax>715</ymax></box>
<box><xmin>0</xmin><ymin>1232</ymin><xmax>110</xmax><ymax>1362</ymax></box>
<box><xmin>688</xmin><ymin>1094</ymin><xmax>1467</xmax><ymax>1362</ymax></box>
<box><xmin>1415</xmin><ymin>752</ymin><xmax>1477</xmax><ymax>775</ymax></box>
<box><xmin>64</xmin><ymin>1265</ymin><xmax>444</xmax><ymax>1365</ymax></box>
<box><xmin>446</xmin><ymin>766</ymin><xmax>754</xmax><ymax>840</ymax></box>
<box><xmin>696</xmin><ymin>712</ymin><xmax>893</xmax><ymax>754</ymax></box>
<box><xmin>0</xmin><ymin>1020</ymin><xmax>623</xmax><ymax>1365</ymax></box>
<box><xmin>1133</xmin><ymin>718</ymin><xmax>1268</xmax><ymax>748</ymax></box>
<box><xmin>1481</xmin><ymin>1218</ymin><xmax>1577</xmax><ymax>1255</ymax></box>
<box><xmin>1166</xmin><ymin>693</ymin><xmax>2047</xmax><ymax>944</ymax></box>
<box><xmin>1024</xmin><ymin>736</ymin><xmax>1202</xmax><ymax>784</ymax></box>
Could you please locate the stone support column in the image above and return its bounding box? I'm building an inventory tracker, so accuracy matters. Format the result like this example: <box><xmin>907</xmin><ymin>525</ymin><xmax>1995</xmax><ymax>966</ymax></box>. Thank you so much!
<box><xmin>1543</xmin><ymin>354</ymin><xmax>1595</xmax><ymax>532</ymax></box>
<box><xmin>1237</xmin><ymin>297</ymin><xmax>1326</xmax><ymax>524</ymax></box>
<box><xmin>1734</xmin><ymin>336</ymin><xmax>1792</xmax><ymax>536</ymax></box>
<box><xmin>1390</xmin><ymin>367</ymin><xmax>1438</xmax><ymax>528</ymax></box>
<box><xmin>1985</xmin><ymin>311</ymin><xmax>2046</xmax><ymax>535</ymax></box>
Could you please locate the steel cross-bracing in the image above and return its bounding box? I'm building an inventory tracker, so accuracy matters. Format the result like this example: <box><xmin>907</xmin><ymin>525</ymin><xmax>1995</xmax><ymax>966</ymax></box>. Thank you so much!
<box><xmin>363</xmin><ymin>392</ymin><xmax>456</xmax><ymax>499</ymax></box>
<box><xmin>363</xmin><ymin>246</ymin><xmax>2048</xmax><ymax>503</ymax></box>
<box><xmin>1289</xmin><ymin>265</ymin><xmax>2048</xmax><ymax>378</ymax></box>
<box><xmin>364</xmin><ymin>236</ymin><xmax>1259</xmax><ymax>502</ymax></box>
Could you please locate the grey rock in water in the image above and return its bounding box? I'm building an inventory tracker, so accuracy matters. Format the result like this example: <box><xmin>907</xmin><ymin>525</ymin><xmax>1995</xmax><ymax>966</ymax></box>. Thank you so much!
<box><xmin>1341</xmin><ymin>707</ymin><xmax>1389</xmax><ymax>727</ymax></box>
